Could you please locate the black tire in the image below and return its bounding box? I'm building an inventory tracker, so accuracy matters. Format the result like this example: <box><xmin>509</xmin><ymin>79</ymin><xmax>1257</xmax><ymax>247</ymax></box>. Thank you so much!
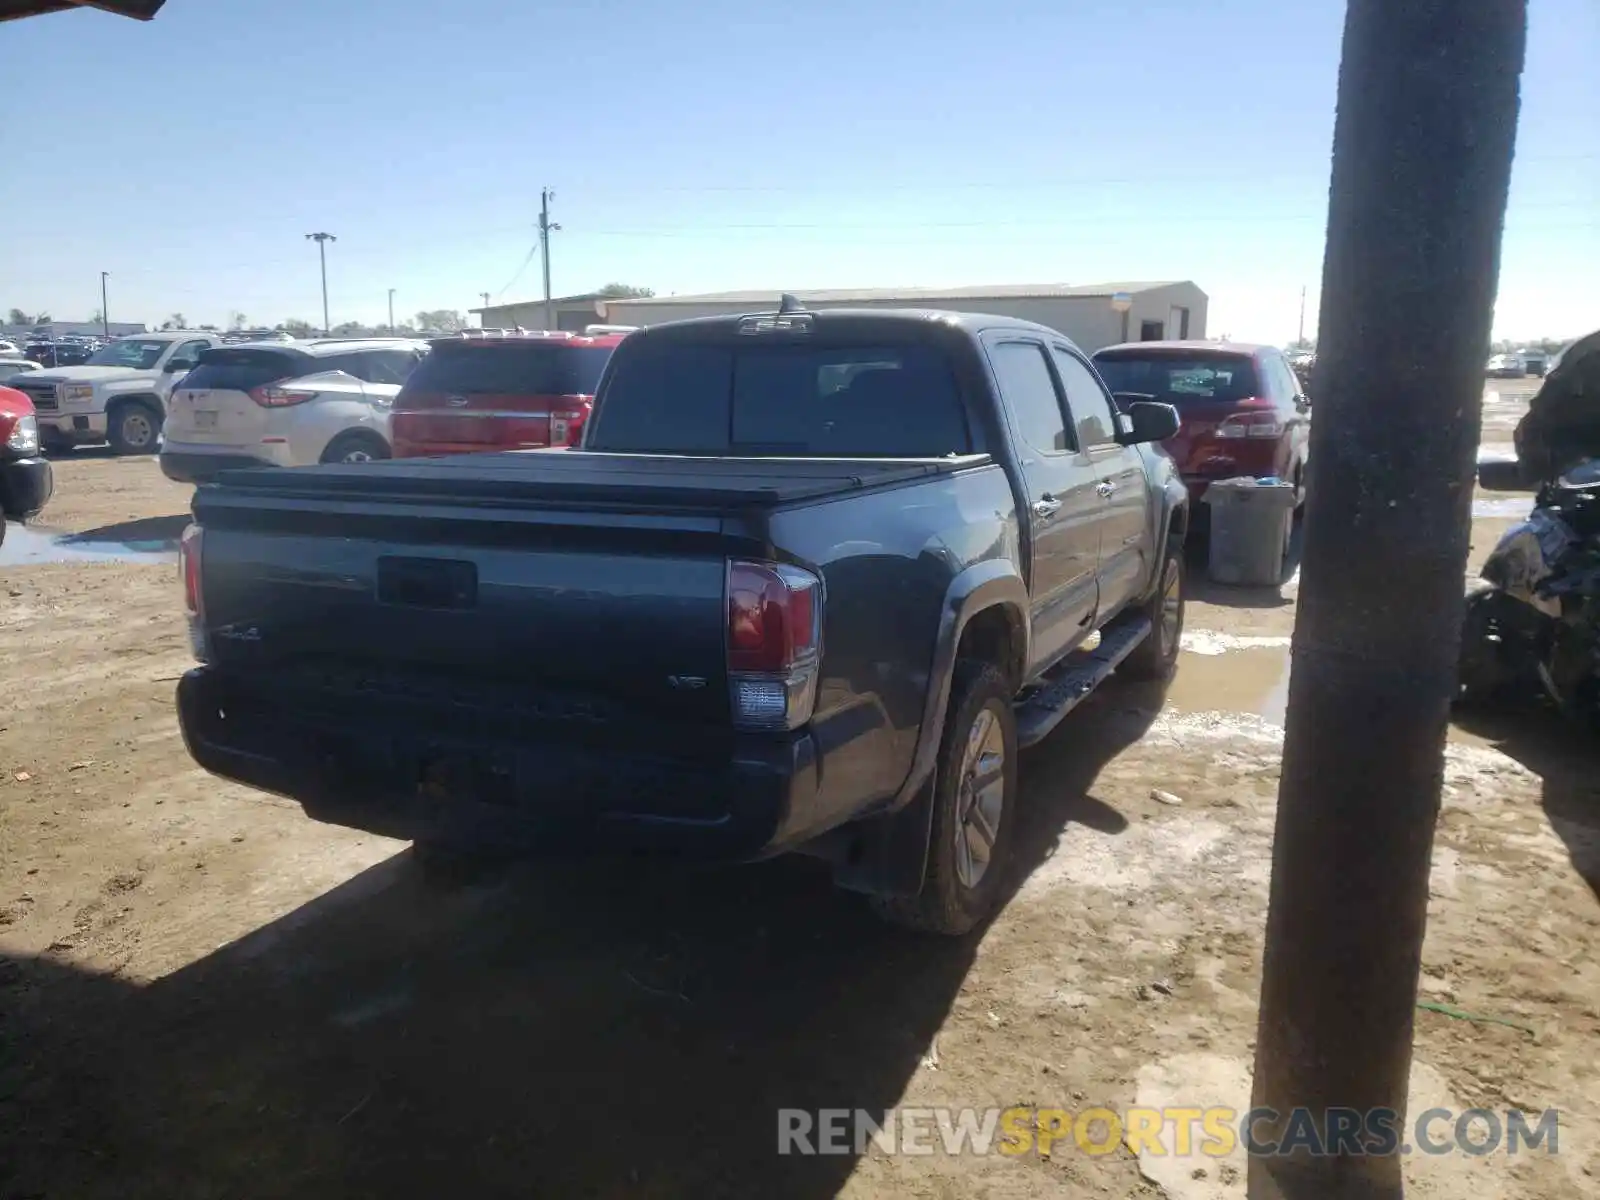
<box><xmin>1123</xmin><ymin>539</ymin><xmax>1186</xmax><ymax>680</ymax></box>
<box><xmin>872</xmin><ymin>661</ymin><xmax>1017</xmax><ymax>936</ymax></box>
<box><xmin>107</xmin><ymin>400</ymin><xmax>162</xmax><ymax>455</ymax></box>
<box><xmin>1455</xmin><ymin>588</ymin><xmax>1526</xmax><ymax>708</ymax></box>
<box><xmin>321</xmin><ymin>430</ymin><xmax>391</xmax><ymax>465</ymax></box>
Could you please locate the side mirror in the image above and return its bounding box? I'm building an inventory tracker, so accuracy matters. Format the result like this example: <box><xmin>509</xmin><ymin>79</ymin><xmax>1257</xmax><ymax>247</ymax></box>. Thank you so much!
<box><xmin>1119</xmin><ymin>400</ymin><xmax>1180</xmax><ymax>445</ymax></box>
<box><xmin>1111</xmin><ymin>390</ymin><xmax>1156</xmax><ymax>413</ymax></box>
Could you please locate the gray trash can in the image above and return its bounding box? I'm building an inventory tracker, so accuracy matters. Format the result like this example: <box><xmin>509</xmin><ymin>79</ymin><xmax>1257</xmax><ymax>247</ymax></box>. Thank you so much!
<box><xmin>1203</xmin><ymin>477</ymin><xmax>1298</xmax><ymax>586</ymax></box>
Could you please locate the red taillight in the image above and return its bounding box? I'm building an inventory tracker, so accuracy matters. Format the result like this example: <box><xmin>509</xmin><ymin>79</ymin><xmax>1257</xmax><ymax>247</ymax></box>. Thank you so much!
<box><xmin>180</xmin><ymin>523</ymin><xmax>209</xmax><ymax>661</ymax></box>
<box><xmin>1215</xmin><ymin>403</ymin><xmax>1283</xmax><ymax>439</ymax></box>
<box><xmin>727</xmin><ymin>560</ymin><xmax>823</xmax><ymax>731</ymax></box>
<box><xmin>248</xmin><ymin>381</ymin><xmax>318</xmax><ymax>407</ymax></box>
<box><xmin>728</xmin><ymin>561</ymin><xmax>819</xmax><ymax>672</ymax></box>
<box><xmin>180</xmin><ymin>523</ymin><xmax>203</xmax><ymax>616</ymax></box>
<box><xmin>552</xmin><ymin>399</ymin><xmax>592</xmax><ymax>448</ymax></box>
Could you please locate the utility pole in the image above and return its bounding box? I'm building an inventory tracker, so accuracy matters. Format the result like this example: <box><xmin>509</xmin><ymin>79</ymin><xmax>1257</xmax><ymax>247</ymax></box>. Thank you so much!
<box><xmin>100</xmin><ymin>272</ymin><xmax>110</xmax><ymax>338</ymax></box>
<box><xmin>479</xmin><ymin>291</ymin><xmax>491</xmax><ymax>327</ymax></box>
<box><xmin>1249</xmin><ymin>3</ymin><xmax>1525</xmax><ymax>1199</ymax></box>
<box><xmin>305</xmin><ymin>232</ymin><xmax>336</xmax><ymax>334</ymax></box>
<box><xmin>539</xmin><ymin>188</ymin><xmax>560</xmax><ymax>331</ymax></box>
<box><xmin>1296</xmin><ymin>285</ymin><xmax>1306</xmax><ymax>347</ymax></box>
<box><xmin>387</xmin><ymin>288</ymin><xmax>396</xmax><ymax>334</ymax></box>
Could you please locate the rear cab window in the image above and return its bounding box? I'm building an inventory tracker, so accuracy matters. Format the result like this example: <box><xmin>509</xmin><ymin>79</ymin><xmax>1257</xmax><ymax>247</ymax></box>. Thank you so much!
<box><xmin>1091</xmin><ymin>351</ymin><xmax>1261</xmax><ymax>408</ymax></box>
<box><xmin>182</xmin><ymin>348</ymin><xmax>313</xmax><ymax>392</ymax></box>
<box><xmin>403</xmin><ymin>343</ymin><xmax>611</xmax><ymax>396</ymax></box>
<box><xmin>589</xmin><ymin>339</ymin><xmax>973</xmax><ymax>457</ymax></box>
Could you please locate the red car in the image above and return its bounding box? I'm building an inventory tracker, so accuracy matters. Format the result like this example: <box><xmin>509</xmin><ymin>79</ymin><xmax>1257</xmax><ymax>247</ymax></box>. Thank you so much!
<box><xmin>392</xmin><ymin>331</ymin><xmax>626</xmax><ymax>458</ymax></box>
<box><xmin>0</xmin><ymin>384</ymin><xmax>53</xmax><ymax>546</ymax></box>
<box><xmin>1091</xmin><ymin>341</ymin><xmax>1311</xmax><ymax>508</ymax></box>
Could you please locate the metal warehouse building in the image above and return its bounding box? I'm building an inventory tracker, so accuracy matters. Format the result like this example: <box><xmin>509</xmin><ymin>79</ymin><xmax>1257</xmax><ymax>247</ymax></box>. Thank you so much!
<box><xmin>474</xmin><ymin>281</ymin><xmax>1207</xmax><ymax>352</ymax></box>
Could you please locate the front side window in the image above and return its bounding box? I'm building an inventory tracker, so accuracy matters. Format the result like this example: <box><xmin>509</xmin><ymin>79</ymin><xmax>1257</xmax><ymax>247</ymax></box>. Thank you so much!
<box><xmin>1051</xmin><ymin>347</ymin><xmax>1120</xmax><ymax>447</ymax></box>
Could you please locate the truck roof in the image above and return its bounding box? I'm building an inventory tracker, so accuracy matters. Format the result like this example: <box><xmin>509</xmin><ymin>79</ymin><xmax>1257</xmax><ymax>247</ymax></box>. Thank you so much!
<box><xmin>628</xmin><ymin>305</ymin><xmax>1087</xmax><ymax>349</ymax></box>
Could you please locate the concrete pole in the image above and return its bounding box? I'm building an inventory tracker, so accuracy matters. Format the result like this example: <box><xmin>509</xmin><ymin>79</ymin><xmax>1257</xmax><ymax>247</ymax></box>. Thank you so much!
<box><xmin>1249</xmin><ymin>2</ymin><xmax>1525</xmax><ymax>1197</ymax></box>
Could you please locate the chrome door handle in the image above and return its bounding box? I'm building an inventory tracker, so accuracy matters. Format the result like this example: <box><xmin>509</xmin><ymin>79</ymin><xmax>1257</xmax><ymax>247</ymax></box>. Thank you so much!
<box><xmin>1032</xmin><ymin>496</ymin><xmax>1063</xmax><ymax>518</ymax></box>
<box><xmin>1096</xmin><ymin>481</ymin><xmax>1115</xmax><ymax>498</ymax></box>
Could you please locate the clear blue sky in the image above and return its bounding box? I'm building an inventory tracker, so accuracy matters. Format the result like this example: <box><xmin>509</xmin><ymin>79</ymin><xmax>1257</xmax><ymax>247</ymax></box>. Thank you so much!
<box><xmin>4</xmin><ymin>0</ymin><xmax>1595</xmax><ymax>342</ymax></box>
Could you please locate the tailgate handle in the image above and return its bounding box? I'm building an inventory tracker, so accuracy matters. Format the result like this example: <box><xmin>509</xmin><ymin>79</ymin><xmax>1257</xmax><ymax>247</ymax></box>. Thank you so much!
<box><xmin>376</xmin><ymin>556</ymin><xmax>478</xmax><ymax>610</ymax></box>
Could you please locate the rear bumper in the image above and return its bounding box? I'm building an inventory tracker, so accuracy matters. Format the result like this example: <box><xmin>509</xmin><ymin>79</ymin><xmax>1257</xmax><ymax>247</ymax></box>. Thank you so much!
<box><xmin>160</xmin><ymin>450</ymin><xmax>273</xmax><ymax>484</ymax></box>
<box><xmin>0</xmin><ymin>456</ymin><xmax>53</xmax><ymax>519</ymax></box>
<box><xmin>176</xmin><ymin>666</ymin><xmax>824</xmax><ymax>859</ymax></box>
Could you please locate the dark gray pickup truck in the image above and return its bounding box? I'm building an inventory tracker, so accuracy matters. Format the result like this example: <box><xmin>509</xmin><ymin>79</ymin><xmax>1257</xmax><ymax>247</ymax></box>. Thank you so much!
<box><xmin>176</xmin><ymin>303</ymin><xmax>1188</xmax><ymax>933</ymax></box>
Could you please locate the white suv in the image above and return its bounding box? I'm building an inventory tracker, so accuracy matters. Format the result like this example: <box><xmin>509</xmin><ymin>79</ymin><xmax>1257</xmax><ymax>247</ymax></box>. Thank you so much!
<box><xmin>159</xmin><ymin>339</ymin><xmax>427</xmax><ymax>483</ymax></box>
<box><xmin>16</xmin><ymin>331</ymin><xmax>222</xmax><ymax>455</ymax></box>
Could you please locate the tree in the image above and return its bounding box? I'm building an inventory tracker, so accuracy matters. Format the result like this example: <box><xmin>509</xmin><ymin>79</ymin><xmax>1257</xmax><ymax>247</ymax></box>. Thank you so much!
<box><xmin>1249</xmin><ymin>3</ymin><xmax>1525</xmax><ymax>1199</ymax></box>
<box><xmin>414</xmin><ymin>309</ymin><xmax>464</xmax><ymax>333</ymax></box>
<box><xmin>229</xmin><ymin>311</ymin><xmax>248</xmax><ymax>331</ymax></box>
<box><xmin>595</xmin><ymin>283</ymin><xmax>655</xmax><ymax>299</ymax></box>
<box><xmin>90</xmin><ymin>308</ymin><xmax>104</xmax><ymax>324</ymax></box>
<box><xmin>280</xmin><ymin>318</ymin><xmax>314</xmax><ymax>337</ymax></box>
<box><xmin>331</xmin><ymin>321</ymin><xmax>366</xmax><ymax>335</ymax></box>
<box><xmin>6</xmin><ymin>308</ymin><xmax>27</xmax><ymax>326</ymax></box>
<box><xmin>160</xmin><ymin>312</ymin><xmax>187</xmax><ymax>331</ymax></box>
<box><xmin>33</xmin><ymin>313</ymin><xmax>50</xmax><ymax>326</ymax></box>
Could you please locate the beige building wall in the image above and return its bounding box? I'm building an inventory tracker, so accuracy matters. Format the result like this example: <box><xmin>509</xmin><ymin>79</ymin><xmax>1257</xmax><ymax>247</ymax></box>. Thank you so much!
<box><xmin>602</xmin><ymin>286</ymin><xmax>1207</xmax><ymax>353</ymax></box>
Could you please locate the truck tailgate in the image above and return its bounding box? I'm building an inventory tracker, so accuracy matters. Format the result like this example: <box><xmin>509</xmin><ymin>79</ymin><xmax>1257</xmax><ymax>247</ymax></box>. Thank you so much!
<box><xmin>191</xmin><ymin>451</ymin><xmax>977</xmax><ymax>726</ymax></box>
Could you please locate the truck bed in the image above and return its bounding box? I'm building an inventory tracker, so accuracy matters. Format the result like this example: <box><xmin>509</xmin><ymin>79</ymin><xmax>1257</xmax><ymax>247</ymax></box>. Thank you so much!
<box><xmin>206</xmin><ymin>450</ymin><xmax>990</xmax><ymax>512</ymax></box>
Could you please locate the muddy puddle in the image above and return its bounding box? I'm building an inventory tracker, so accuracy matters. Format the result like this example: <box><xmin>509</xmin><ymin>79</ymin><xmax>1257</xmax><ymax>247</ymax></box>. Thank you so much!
<box><xmin>1168</xmin><ymin>638</ymin><xmax>1291</xmax><ymax>725</ymax></box>
<box><xmin>0</xmin><ymin>522</ymin><xmax>180</xmax><ymax>567</ymax></box>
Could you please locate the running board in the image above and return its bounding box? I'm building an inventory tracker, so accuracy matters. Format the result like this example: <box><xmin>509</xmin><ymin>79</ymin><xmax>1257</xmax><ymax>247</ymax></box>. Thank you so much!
<box><xmin>1014</xmin><ymin>615</ymin><xmax>1153</xmax><ymax>748</ymax></box>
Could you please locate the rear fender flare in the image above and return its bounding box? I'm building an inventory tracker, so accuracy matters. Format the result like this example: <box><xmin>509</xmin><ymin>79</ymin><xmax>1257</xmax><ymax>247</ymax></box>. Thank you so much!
<box><xmin>842</xmin><ymin>562</ymin><xmax>1028</xmax><ymax>899</ymax></box>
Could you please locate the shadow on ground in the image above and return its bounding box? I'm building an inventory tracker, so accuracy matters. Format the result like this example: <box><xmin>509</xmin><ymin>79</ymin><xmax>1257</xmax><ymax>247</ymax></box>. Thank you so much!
<box><xmin>59</xmin><ymin>513</ymin><xmax>191</xmax><ymax>549</ymax></box>
<box><xmin>0</xmin><ymin>685</ymin><xmax>1159</xmax><ymax>1199</ymax></box>
<box><xmin>1452</xmin><ymin>704</ymin><xmax>1600</xmax><ymax>901</ymax></box>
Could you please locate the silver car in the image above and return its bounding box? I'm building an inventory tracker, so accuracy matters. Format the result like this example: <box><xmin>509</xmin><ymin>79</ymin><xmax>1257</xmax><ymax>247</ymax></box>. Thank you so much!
<box><xmin>159</xmin><ymin>338</ymin><xmax>427</xmax><ymax>483</ymax></box>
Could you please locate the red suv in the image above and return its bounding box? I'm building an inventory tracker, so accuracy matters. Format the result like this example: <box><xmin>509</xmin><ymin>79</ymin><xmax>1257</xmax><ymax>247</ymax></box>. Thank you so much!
<box><xmin>1091</xmin><ymin>341</ymin><xmax>1310</xmax><ymax>507</ymax></box>
<box><xmin>392</xmin><ymin>331</ymin><xmax>625</xmax><ymax>458</ymax></box>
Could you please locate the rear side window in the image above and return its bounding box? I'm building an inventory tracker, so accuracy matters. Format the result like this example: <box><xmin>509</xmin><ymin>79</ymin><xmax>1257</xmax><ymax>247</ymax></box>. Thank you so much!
<box><xmin>590</xmin><ymin>341</ymin><xmax>971</xmax><ymax>457</ymax></box>
<box><xmin>1091</xmin><ymin>353</ymin><xmax>1261</xmax><ymax>407</ymax></box>
<box><xmin>359</xmin><ymin>350</ymin><xmax>423</xmax><ymax>385</ymax></box>
<box><xmin>182</xmin><ymin>348</ymin><xmax>311</xmax><ymax>391</ymax></box>
<box><xmin>988</xmin><ymin>341</ymin><xmax>1071</xmax><ymax>453</ymax></box>
<box><xmin>403</xmin><ymin>344</ymin><xmax>612</xmax><ymax>395</ymax></box>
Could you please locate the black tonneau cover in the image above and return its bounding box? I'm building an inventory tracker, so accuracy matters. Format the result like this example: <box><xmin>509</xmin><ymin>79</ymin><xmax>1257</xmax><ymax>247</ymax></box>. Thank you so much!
<box><xmin>208</xmin><ymin>450</ymin><xmax>991</xmax><ymax>511</ymax></box>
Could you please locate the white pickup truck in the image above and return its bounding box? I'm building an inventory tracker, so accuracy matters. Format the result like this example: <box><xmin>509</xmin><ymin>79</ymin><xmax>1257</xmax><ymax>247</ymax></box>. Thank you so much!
<box><xmin>12</xmin><ymin>331</ymin><xmax>223</xmax><ymax>454</ymax></box>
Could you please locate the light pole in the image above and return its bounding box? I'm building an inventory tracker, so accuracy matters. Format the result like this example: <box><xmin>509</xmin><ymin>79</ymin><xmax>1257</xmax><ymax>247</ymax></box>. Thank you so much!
<box><xmin>388</xmin><ymin>288</ymin><xmax>396</xmax><ymax>334</ymax></box>
<box><xmin>100</xmin><ymin>272</ymin><xmax>110</xmax><ymax>338</ymax></box>
<box><xmin>305</xmin><ymin>232</ymin><xmax>336</xmax><ymax>333</ymax></box>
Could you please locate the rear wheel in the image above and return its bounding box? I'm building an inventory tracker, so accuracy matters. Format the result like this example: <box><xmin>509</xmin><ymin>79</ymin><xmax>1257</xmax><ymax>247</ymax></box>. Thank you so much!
<box><xmin>872</xmin><ymin>662</ymin><xmax>1017</xmax><ymax>936</ymax></box>
<box><xmin>321</xmin><ymin>430</ymin><xmax>391</xmax><ymax>465</ymax></box>
<box><xmin>107</xmin><ymin>400</ymin><xmax>162</xmax><ymax>455</ymax></box>
<box><xmin>1123</xmin><ymin>539</ymin><xmax>1186</xmax><ymax>680</ymax></box>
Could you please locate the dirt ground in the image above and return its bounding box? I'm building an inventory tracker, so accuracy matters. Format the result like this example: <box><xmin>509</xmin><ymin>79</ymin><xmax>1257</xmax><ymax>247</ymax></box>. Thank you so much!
<box><xmin>3</xmin><ymin>390</ymin><xmax>1597</xmax><ymax>1199</ymax></box>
